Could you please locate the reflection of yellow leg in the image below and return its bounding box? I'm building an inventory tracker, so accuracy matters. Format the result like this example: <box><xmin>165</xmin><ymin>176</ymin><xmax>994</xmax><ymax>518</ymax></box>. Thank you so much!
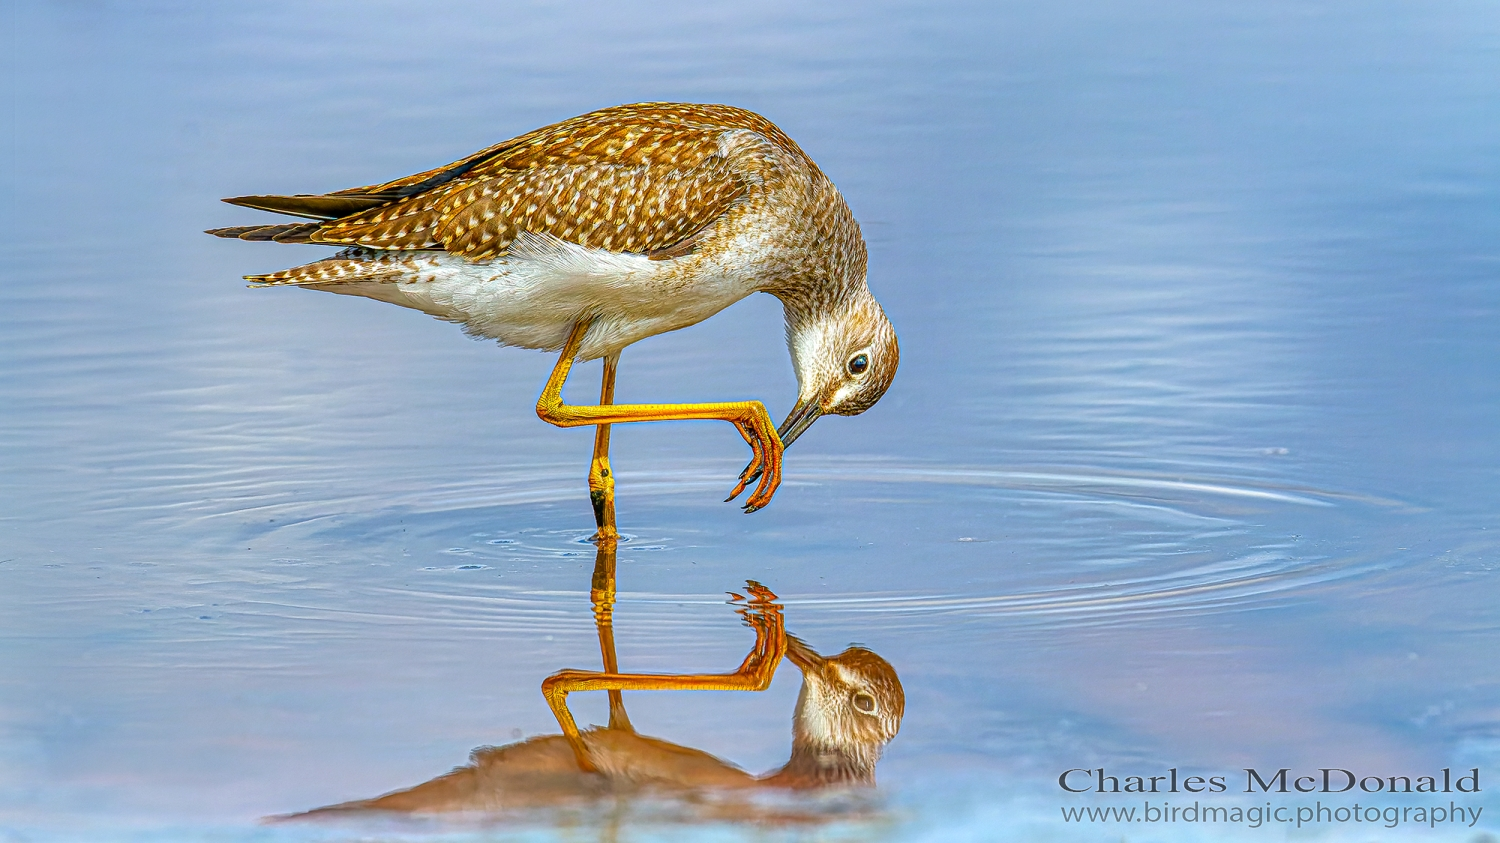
<box><xmin>541</xmin><ymin>582</ymin><xmax>787</xmax><ymax>773</ymax></box>
<box><xmin>588</xmin><ymin>355</ymin><xmax>619</xmax><ymax>541</ymax></box>
<box><xmin>590</xmin><ymin>535</ymin><xmax>631</xmax><ymax>731</ymax></box>
<box><xmin>536</xmin><ymin>320</ymin><xmax>785</xmax><ymax>512</ymax></box>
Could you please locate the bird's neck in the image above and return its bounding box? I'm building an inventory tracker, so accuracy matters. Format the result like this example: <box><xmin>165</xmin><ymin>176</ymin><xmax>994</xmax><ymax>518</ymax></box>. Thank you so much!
<box><xmin>777</xmin><ymin>281</ymin><xmax>876</xmax><ymax>342</ymax></box>
<box><xmin>762</xmin><ymin>180</ymin><xmax>869</xmax><ymax>315</ymax></box>
<box><xmin>759</xmin><ymin>737</ymin><xmax>880</xmax><ymax>788</ymax></box>
<box><xmin>774</xmin><ymin>282</ymin><xmax>858</xmax><ymax>328</ymax></box>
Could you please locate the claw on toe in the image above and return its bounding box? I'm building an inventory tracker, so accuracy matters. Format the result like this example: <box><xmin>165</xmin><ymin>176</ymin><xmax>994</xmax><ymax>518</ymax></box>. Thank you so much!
<box><xmin>737</xmin><ymin>461</ymin><xmax>764</xmax><ymax>486</ymax></box>
<box><xmin>726</xmin><ymin>456</ymin><xmax>765</xmax><ymax>503</ymax></box>
<box><xmin>728</xmin><ymin>453</ymin><xmax>781</xmax><ymax>512</ymax></box>
<box><xmin>724</xmin><ymin>413</ymin><xmax>783</xmax><ymax>510</ymax></box>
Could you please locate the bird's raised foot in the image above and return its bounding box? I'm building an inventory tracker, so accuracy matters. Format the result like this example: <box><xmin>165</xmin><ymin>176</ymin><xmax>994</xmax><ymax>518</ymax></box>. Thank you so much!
<box><xmin>724</xmin><ymin>421</ymin><xmax>782</xmax><ymax>512</ymax></box>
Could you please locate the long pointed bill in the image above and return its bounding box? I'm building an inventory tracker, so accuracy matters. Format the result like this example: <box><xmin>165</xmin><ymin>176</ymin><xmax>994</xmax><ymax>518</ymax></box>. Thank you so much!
<box><xmin>777</xmin><ymin>399</ymin><xmax>824</xmax><ymax>449</ymax></box>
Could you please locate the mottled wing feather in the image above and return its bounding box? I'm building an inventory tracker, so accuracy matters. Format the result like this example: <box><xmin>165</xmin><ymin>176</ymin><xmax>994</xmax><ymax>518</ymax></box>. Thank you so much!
<box><xmin>311</xmin><ymin>117</ymin><xmax>760</xmax><ymax>258</ymax></box>
<box><xmin>322</xmin><ymin>101</ymin><xmax>803</xmax><ymax>195</ymax></box>
<box><xmin>301</xmin><ymin>105</ymin><xmax>798</xmax><ymax>258</ymax></box>
<box><xmin>307</xmin><ymin>181</ymin><xmax>465</xmax><ymax>251</ymax></box>
<box><xmin>324</xmin><ymin>136</ymin><xmax>530</xmax><ymax>198</ymax></box>
<box><xmin>226</xmin><ymin>103</ymin><xmax>813</xmax><ymax>260</ymax></box>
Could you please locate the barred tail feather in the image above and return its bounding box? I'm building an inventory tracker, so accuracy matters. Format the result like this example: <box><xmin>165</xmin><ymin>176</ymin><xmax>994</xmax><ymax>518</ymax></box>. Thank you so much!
<box><xmin>246</xmin><ymin>253</ymin><xmax>413</xmax><ymax>287</ymax></box>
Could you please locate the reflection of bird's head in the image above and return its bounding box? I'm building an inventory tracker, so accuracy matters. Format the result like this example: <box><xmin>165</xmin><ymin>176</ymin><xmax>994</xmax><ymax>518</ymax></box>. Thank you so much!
<box><xmin>778</xmin><ymin>634</ymin><xmax>904</xmax><ymax>786</ymax></box>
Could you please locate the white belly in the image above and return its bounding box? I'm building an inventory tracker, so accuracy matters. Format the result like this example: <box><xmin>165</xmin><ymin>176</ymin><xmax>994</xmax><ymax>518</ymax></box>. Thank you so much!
<box><xmin>312</xmin><ymin>233</ymin><xmax>760</xmax><ymax>360</ymax></box>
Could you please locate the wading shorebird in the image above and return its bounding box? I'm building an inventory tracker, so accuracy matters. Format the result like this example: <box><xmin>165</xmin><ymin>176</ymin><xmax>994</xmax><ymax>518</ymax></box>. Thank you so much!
<box><xmin>283</xmin><ymin>560</ymin><xmax>904</xmax><ymax>818</ymax></box>
<box><xmin>208</xmin><ymin>103</ymin><xmax>898</xmax><ymax>536</ymax></box>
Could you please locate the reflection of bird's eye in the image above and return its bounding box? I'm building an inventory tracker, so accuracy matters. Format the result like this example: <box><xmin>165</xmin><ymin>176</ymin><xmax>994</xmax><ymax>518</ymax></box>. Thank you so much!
<box><xmin>848</xmin><ymin>353</ymin><xmax>869</xmax><ymax>375</ymax></box>
<box><xmin>852</xmin><ymin>692</ymin><xmax>877</xmax><ymax>713</ymax></box>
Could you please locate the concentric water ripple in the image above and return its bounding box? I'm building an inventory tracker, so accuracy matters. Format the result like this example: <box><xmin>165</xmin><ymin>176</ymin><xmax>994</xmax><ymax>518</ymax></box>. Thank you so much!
<box><xmin>152</xmin><ymin>457</ymin><xmax>1415</xmax><ymax>639</ymax></box>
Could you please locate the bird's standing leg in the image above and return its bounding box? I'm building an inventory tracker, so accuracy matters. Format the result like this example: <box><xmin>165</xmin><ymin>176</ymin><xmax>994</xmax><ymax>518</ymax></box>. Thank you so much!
<box><xmin>588</xmin><ymin>354</ymin><xmax>619</xmax><ymax>541</ymax></box>
<box><xmin>541</xmin><ymin>582</ymin><xmax>787</xmax><ymax>773</ymax></box>
<box><xmin>537</xmin><ymin>320</ymin><xmax>785</xmax><ymax>512</ymax></box>
<box><xmin>590</xmin><ymin>534</ymin><xmax>632</xmax><ymax>732</ymax></box>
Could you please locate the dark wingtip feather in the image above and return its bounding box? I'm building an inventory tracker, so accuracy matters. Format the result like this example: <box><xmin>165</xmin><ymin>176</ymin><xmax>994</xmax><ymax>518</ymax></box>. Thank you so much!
<box><xmin>206</xmin><ymin>222</ymin><xmax>321</xmax><ymax>243</ymax></box>
<box><xmin>205</xmin><ymin>225</ymin><xmax>261</xmax><ymax>238</ymax></box>
<box><xmin>223</xmin><ymin>193</ymin><xmax>398</xmax><ymax>220</ymax></box>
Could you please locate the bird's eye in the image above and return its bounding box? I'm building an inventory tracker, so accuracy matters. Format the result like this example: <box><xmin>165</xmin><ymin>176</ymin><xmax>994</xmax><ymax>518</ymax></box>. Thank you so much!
<box><xmin>847</xmin><ymin>353</ymin><xmax>869</xmax><ymax>376</ymax></box>
<box><xmin>852</xmin><ymin>692</ymin><xmax>877</xmax><ymax>714</ymax></box>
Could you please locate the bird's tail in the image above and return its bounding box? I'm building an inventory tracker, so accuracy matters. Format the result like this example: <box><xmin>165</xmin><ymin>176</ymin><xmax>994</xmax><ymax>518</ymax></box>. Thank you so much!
<box><xmin>242</xmin><ymin>250</ymin><xmax>415</xmax><ymax>286</ymax></box>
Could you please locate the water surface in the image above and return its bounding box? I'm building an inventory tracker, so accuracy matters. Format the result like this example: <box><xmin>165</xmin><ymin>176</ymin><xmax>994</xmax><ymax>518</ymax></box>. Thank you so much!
<box><xmin>4</xmin><ymin>1</ymin><xmax>1499</xmax><ymax>840</ymax></box>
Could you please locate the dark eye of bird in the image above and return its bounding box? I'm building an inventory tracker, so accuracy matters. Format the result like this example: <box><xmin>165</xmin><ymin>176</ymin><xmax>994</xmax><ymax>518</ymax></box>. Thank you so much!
<box><xmin>853</xmin><ymin>692</ymin><xmax>876</xmax><ymax>713</ymax></box>
<box><xmin>848</xmin><ymin>353</ymin><xmax>869</xmax><ymax>375</ymax></box>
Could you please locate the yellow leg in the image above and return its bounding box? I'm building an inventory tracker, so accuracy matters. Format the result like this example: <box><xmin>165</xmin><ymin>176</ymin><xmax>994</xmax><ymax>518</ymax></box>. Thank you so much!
<box><xmin>541</xmin><ymin>581</ymin><xmax>787</xmax><ymax>773</ymax></box>
<box><xmin>588</xmin><ymin>355</ymin><xmax>619</xmax><ymax>541</ymax></box>
<box><xmin>590</xmin><ymin>534</ymin><xmax>632</xmax><ymax>731</ymax></box>
<box><xmin>537</xmin><ymin>320</ymin><xmax>785</xmax><ymax>512</ymax></box>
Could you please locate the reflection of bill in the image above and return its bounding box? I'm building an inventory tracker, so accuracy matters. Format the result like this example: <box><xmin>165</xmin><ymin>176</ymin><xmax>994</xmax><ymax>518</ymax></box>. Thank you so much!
<box><xmin>280</xmin><ymin>540</ymin><xmax>903</xmax><ymax>818</ymax></box>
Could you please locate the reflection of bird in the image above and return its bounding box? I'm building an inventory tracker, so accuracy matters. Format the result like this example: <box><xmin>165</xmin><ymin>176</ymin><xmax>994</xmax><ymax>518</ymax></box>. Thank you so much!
<box><xmin>208</xmin><ymin>103</ymin><xmax>898</xmax><ymax>532</ymax></box>
<box><xmin>287</xmin><ymin>635</ymin><xmax>903</xmax><ymax>816</ymax></box>
<box><xmin>760</xmin><ymin>634</ymin><xmax>906</xmax><ymax>788</ymax></box>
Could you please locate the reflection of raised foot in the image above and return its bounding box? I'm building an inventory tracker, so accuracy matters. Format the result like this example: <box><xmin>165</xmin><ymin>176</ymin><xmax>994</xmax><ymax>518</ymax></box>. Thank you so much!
<box><xmin>541</xmin><ymin>580</ymin><xmax>787</xmax><ymax>772</ymax></box>
<box><xmin>729</xmin><ymin>581</ymin><xmax>784</xmax><ymax>673</ymax></box>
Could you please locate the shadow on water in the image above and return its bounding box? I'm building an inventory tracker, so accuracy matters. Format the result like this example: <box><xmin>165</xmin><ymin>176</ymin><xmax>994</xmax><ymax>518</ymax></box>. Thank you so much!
<box><xmin>272</xmin><ymin>535</ymin><xmax>905</xmax><ymax>829</ymax></box>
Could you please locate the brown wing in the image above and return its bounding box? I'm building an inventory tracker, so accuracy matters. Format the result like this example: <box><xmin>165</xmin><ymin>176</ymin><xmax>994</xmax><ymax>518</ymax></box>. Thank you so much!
<box><xmin>323</xmin><ymin>102</ymin><xmax>809</xmax><ymax>199</ymax></box>
<box><xmin>311</xmin><ymin>134</ymin><xmax>744</xmax><ymax>258</ymax></box>
<box><xmin>290</xmin><ymin>103</ymin><xmax>813</xmax><ymax>260</ymax></box>
<box><xmin>214</xmin><ymin>104</ymin><xmax>813</xmax><ymax>259</ymax></box>
<box><xmin>308</xmin><ymin>157</ymin><xmax>744</xmax><ymax>258</ymax></box>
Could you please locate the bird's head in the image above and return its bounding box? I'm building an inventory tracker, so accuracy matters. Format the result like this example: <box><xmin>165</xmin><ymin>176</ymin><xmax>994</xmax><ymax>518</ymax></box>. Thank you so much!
<box><xmin>781</xmin><ymin>634</ymin><xmax>904</xmax><ymax>784</ymax></box>
<box><xmin>780</xmin><ymin>289</ymin><xmax>899</xmax><ymax>448</ymax></box>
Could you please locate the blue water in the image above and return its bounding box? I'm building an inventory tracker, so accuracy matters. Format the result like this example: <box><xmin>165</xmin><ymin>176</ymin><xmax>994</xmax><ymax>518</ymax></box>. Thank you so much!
<box><xmin>3</xmin><ymin>1</ymin><xmax>1499</xmax><ymax>840</ymax></box>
